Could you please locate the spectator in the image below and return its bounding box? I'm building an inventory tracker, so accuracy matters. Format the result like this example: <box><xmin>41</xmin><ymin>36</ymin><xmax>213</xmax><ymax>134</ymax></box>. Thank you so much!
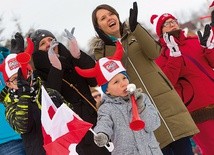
<box><xmin>0</xmin><ymin>40</ymin><xmax>73</xmax><ymax>155</ymax></box>
<box><xmin>76</xmin><ymin>41</ymin><xmax>162</xmax><ymax>155</ymax></box>
<box><xmin>90</xmin><ymin>87</ymin><xmax>102</xmax><ymax>109</ymax></box>
<box><xmin>30</xmin><ymin>29</ymin><xmax>110</xmax><ymax>155</ymax></box>
<box><xmin>0</xmin><ymin>47</ymin><xmax>26</xmax><ymax>155</ymax></box>
<box><xmin>89</xmin><ymin>2</ymin><xmax>199</xmax><ymax>154</ymax></box>
<box><xmin>151</xmin><ymin>11</ymin><xmax>214</xmax><ymax>155</ymax></box>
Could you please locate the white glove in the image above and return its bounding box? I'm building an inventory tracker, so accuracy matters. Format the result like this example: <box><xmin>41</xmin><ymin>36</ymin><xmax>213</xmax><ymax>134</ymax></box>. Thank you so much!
<box><xmin>127</xmin><ymin>84</ymin><xmax>144</xmax><ymax>113</ymax></box>
<box><xmin>206</xmin><ymin>29</ymin><xmax>214</xmax><ymax>49</ymax></box>
<box><xmin>48</xmin><ymin>39</ymin><xmax>62</xmax><ymax>70</ymax></box>
<box><xmin>64</xmin><ymin>28</ymin><xmax>81</xmax><ymax>59</ymax></box>
<box><xmin>163</xmin><ymin>33</ymin><xmax>181</xmax><ymax>57</ymax></box>
<box><xmin>94</xmin><ymin>132</ymin><xmax>109</xmax><ymax>147</ymax></box>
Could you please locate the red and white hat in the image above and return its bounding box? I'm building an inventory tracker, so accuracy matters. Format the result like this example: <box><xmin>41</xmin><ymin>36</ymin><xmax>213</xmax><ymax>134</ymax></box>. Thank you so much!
<box><xmin>0</xmin><ymin>38</ymin><xmax>34</xmax><ymax>81</ymax></box>
<box><xmin>150</xmin><ymin>13</ymin><xmax>176</xmax><ymax>37</ymax></box>
<box><xmin>75</xmin><ymin>41</ymin><xmax>126</xmax><ymax>87</ymax></box>
<box><xmin>0</xmin><ymin>54</ymin><xmax>20</xmax><ymax>81</ymax></box>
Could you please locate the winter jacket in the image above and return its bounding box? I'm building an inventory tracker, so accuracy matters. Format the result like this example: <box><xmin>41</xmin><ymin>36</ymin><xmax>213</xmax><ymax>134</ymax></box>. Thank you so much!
<box><xmin>94</xmin><ymin>93</ymin><xmax>162</xmax><ymax>155</ymax></box>
<box><xmin>0</xmin><ymin>75</ymin><xmax>72</xmax><ymax>155</ymax></box>
<box><xmin>0</xmin><ymin>47</ymin><xmax>22</xmax><ymax>145</ymax></box>
<box><xmin>32</xmin><ymin>43</ymin><xmax>110</xmax><ymax>155</ymax></box>
<box><xmin>156</xmin><ymin>30</ymin><xmax>214</xmax><ymax>123</ymax></box>
<box><xmin>0</xmin><ymin>104</ymin><xmax>22</xmax><ymax>144</ymax></box>
<box><xmin>89</xmin><ymin>23</ymin><xmax>199</xmax><ymax>149</ymax></box>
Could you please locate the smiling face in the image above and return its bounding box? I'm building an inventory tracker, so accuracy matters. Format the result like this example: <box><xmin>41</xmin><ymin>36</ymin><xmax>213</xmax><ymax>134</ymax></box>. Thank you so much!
<box><xmin>106</xmin><ymin>73</ymin><xmax>129</xmax><ymax>97</ymax></box>
<box><xmin>96</xmin><ymin>9</ymin><xmax>121</xmax><ymax>38</ymax></box>
<box><xmin>38</xmin><ymin>37</ymin><xmax>58</xmax><ymax>54</ymax></box>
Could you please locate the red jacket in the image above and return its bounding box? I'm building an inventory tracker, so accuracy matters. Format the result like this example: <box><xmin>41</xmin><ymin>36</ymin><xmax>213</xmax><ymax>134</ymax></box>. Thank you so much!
<box><xmin>156</xmin><ymin>30</ymin><xmax>214</xmax><ymax>112</ymax></box>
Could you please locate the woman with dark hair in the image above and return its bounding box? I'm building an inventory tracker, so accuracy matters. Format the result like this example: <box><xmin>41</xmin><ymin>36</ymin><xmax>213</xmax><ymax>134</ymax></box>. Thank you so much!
<box><xmin>89</xmin><ymin>2</ymin><xmax>199</xmax><ymax>155</ymax></box>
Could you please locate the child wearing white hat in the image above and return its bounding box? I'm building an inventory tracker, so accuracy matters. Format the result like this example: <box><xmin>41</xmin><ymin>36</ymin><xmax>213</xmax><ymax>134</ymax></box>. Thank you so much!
<box><xmin>75</xmin><ymin>42</ymin><xmax>162</xmax><ymax>155</ymax></box>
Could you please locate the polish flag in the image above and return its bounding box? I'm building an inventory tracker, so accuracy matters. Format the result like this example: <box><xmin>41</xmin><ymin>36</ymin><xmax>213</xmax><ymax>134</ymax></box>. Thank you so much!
<box><xmin>41</xmin><ymin>86</ymin><xmax>93</xmax><ymax>155</ymax></box>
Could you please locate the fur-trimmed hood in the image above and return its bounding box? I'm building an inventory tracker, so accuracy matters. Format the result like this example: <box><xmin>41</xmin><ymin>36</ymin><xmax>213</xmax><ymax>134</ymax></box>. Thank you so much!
<box><xmin>88</xmin><ymin>36</ymin><xmax>103</xmax><ymax>57</ymax></box>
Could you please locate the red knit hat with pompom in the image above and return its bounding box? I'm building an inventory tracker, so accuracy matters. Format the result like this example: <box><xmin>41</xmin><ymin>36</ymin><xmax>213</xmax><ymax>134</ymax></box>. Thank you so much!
<box><xmin>150</xmin><ymin>13</ymin><xmax>176</xmax><ymax>37</ymax></box>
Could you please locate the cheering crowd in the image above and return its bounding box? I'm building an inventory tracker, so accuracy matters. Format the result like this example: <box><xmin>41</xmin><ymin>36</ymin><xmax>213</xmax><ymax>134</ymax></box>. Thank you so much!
<box><xmin>1</xmin><ymin>1</ymin><xmax>214</xmax><ymax>155</ymax></box>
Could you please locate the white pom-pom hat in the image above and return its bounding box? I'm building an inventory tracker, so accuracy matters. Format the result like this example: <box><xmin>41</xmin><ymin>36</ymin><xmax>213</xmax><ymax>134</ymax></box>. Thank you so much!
<box><xmin>150</xmin><ymin>13</ymin><xmax>176</xmax><ymax>37</ymax></box>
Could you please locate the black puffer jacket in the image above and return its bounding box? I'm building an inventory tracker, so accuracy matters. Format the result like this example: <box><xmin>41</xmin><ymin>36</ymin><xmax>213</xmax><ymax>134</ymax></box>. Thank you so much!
<box><xmin>32</xmin><ymin>43</ymin><xmax>110</xmax><ymax>155</ymax></box>
<box><xmin>32</xmin><ymin>43</ymin><xmax>97</xmax><ymax>120</ymax></box>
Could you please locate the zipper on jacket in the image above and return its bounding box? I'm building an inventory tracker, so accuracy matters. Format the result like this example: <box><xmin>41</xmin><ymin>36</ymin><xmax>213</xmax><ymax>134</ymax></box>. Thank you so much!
<box><xmin>128</xmin><ymin>57</ymin><xmax>175</xmax><ymax>142</ymax></box>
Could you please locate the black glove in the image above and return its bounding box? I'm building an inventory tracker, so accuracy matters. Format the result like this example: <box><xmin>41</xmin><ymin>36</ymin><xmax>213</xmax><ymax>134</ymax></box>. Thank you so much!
<box><xmin>11</xmin><ymin>32</ymin><xmax>24</xmax><ymax>54</ymax></box>
<box><xmin>129</xmin><ymin>2</ymin><xmax>138</xmax><ymax>32</ymax></box>
<box><xmin>197</xmin><ymin>24</ymin><xmax>214</xmax><ymax>48</ymax></box>
<box><xmin>95</xmin><ymin>27</ymin><xmax>115</xmax><ymax>45</ymax></box>
<box><xmin>17</xmin><ymin>69</ymin><xmax>31</xmax><ymax>95</ymax></box>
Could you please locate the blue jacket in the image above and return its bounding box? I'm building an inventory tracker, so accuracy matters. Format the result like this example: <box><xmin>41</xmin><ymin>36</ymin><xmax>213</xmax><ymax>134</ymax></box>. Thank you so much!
<box><xmin>0</xmin><ymin>47</ymin><xmax>21</xmax><ymax>144</ymax></box>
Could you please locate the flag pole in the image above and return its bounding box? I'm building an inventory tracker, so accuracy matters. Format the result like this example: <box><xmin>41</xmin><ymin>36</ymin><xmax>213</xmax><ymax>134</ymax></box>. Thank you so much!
<box><xmin>65</xmin><ymin>100</ymin><xmax>114</xmax><ymax>152</ymax></box>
